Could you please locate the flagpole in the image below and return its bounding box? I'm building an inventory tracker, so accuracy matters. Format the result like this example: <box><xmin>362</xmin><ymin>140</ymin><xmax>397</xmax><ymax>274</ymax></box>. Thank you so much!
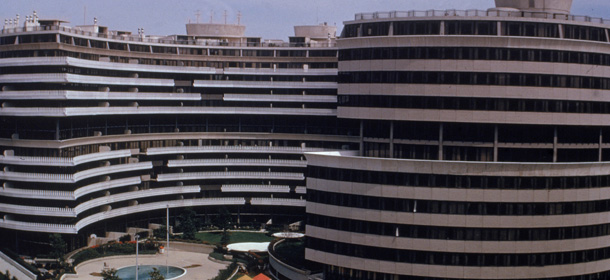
<box><xmin>166</xmin><ymin>204</ymin><xmax>169</xmax><ymax>276</ymax></box>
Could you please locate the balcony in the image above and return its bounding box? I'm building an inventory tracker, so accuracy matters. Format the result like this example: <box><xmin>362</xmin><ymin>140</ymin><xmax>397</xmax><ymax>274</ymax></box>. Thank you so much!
<box><xmin>0</xmin><ymin>57</ymin><xmax>216</xmax><ymax>74</ymax></box>
<box><xmin>156</xmin><ymin>171</ymin><xmax>304</xmax><ymax>182</ymax></box>
<box><xmin>0</xmin><ymin>203</ymin><xmax>76</xmax><ymax>217</ymax></box>
<box><xmin>0</xmin><ymin>149</ymin><xmax>132</xmax><ymax>167</ymax></box>
<box><xmin>221</xmin><ymin>184</ymin><xmax>291</xmax><ymax>193</ymax></box>
<box><xmin>250</xmin><ymin>198</ymin><xmax>306</xmax><ymax>207</ymax></box>
<box><xmin>193</xmin><ymin>80</ymin><xmax>337</xmax><ymax>89</ymax></box>
<box><xmin>0</xmin><ymin>162</ymin><xmax>152</xmax><ymax>183</ymax></box>
<box><xmin>167</xmin><ymin>158</ymin><xmax>306</xmax><ymax>168</ymax></box>
<box><xmin>223</xmin><ymin>94</ymin><xmax>336</xmax><ymax>103</ymax></box>
<box><xmin>75</xmin><ymin>197</ymin><xmax>246</xmax><ymax>231</ymax></box>
<box><xmin>74</xmin><ymin>176</ymin><xmax>142</xmax><ymax>199</ymax></box>
<box><xmin>0</xmin><ymin>73</ymin><xmax>174</xmax><ymax>86</ymax></box>
<box><xmin>0</xmin><ymin>187</ymin><xmax>73</xmax><ymax>200</ymax></box>
<box><xmin>0</xmin><ymin>219</ymin><xmax>77</xmax><ymax>234</ymax></box>
<box><xmin>146</xmin><ymin>145</ymin><xmax>325</xmax><ymax>156</ymax></box>
<box><xmin>0</xmin><ymin>106</ymin><xmax>337</xmax><ymax>117</ymax></box>
<box><xmin>0</xmin><ymin>90</ymin><xmax>201</xmax><ymax>101</ymax></box>
<box><xmin>74</xmin><ymin>185</ymin><xmax>201</xmax><ymax>214</ymax></box>
<box><xmin>222</xmin><ymin>68</ymin><xmax>337</xmax><ymax>76</ymax></box>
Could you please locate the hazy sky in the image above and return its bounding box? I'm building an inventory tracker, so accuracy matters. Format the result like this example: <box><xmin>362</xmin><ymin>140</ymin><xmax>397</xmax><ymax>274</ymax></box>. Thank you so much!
<box><xmin>2</xmin><ymin>0</ymin><xmax>610</xmax><ymax>40</ymax></box>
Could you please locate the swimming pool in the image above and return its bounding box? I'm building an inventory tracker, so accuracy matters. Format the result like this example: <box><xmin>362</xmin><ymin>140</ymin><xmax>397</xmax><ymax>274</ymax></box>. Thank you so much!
<box><xmin>115</xmin><ymin>265</ymin><xmax>186</xmax><ymax>280</ymax></box>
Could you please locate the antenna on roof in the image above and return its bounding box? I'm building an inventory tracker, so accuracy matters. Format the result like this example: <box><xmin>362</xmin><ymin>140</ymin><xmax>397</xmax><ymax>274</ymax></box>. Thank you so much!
<box><xmin>223</xmin><ymin>10</ymin><xmax>227</xmax><ymax>24</ymax></box>
<box><xmin>237</xmin><ymin>11</ymin><xmax>242</xmax><ymax>25</ymax></box>
<box><xmin>195</xmin><ymin>10</ymin><xmax>201</xmax><ymax>23</ymax></box>
<box><xmin>210</xmin><ymin>10</ymin><xmax>214</xmax><ymax>23</ymax></box>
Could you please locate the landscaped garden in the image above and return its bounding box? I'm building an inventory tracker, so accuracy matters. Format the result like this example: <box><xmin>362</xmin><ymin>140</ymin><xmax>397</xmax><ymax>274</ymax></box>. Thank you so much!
<box><xmin>195</xmin><ymin>231</ymin><xmax>275</xmax><ymax>245</ymax></box>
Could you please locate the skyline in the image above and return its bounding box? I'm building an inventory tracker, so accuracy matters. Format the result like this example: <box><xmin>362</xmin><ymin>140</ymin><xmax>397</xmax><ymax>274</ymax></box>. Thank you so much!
<box><xmin>2</xmin><ymin>0</ymin><xmax>610</xmax><ymax>40</ymax></box>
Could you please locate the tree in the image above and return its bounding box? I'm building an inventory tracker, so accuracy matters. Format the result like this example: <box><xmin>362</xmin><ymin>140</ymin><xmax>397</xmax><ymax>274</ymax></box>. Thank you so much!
<box><xmin>101</xmin><ymin>268</ymin><xmax>120</xmax><ymax>280</ymax></box>
<box><xmin>177</xmin><ymin>208</ymin><xmax>199</xmax><ymax>240</ymax></box>
<box><xmin>147</xmin><ymin>267</ymin><xmax>165</xmax><ymax>280</ymax></box>
<box><xmin>153</xmin><ymin>224</ymin><xmax>169</xmax><ymax>240</ymax></box>
<box><xmin>49</xmin><ymin>233</ymin><xmax>67</xmax><ymax>260</ymax></box>
<box><xmin>215</xmin><ymin>207</ymin><xmax>232</xmax><ymax>245</ymax></box>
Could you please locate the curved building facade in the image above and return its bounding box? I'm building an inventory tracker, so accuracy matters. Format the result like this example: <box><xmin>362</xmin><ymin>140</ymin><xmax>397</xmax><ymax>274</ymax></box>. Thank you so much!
<box><xmin>0</xmin><ymin>16</ymin><xmax>356</xmax><ymax>248</ymax></box>
<box><xmin>304</xmin><ymin>1</ymin><xmax>610</xmax><ymax>279</ymax></box>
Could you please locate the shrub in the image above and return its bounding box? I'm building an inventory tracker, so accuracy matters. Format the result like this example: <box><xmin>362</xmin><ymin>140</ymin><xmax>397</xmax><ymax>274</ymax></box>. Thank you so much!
<box><xmin>118</xmin><ymin>234</ymin><xmax>131</xmax><ymax>243</ymax></box>
<box><xmin>211</xmin><ymin>261</ymin><xmax>238</xmax><ymax>280</ymax></box>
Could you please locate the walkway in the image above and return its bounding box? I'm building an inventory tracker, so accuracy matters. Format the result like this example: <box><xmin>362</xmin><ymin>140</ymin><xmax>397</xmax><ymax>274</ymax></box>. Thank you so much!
<box><xmin>70</xmin><ymin>248</ymin><xmax>228</xmax><ymax>280</ymax></box>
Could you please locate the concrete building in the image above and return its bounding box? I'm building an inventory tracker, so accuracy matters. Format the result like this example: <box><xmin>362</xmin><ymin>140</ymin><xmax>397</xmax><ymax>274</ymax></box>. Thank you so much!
<box><xmin>0</xmin><ymin>12</ymin><xmax>350</xmax><ymax>251</ymax></box>
<box><xmin>3</xmin><ymin>0</ymin><xmax>610</xmax><ymax>279</ymax></box>
<box><xmin>304</xmin><ymin>0</ymin><xmax>610</xmax><ymax>279</ymax></box>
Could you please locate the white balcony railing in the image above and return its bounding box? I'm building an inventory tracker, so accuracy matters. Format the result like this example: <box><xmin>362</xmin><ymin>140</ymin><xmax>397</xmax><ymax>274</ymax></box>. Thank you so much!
<box><xmin>147</xmin><ymin>145</ymin><xmax>325</xmax><ymax>156</ymax></box>
<box><xmin>0</xmin><ymin>73</ymin><xmax>174</xmax><ymax>86</ymax></box>
<box><xmin>0</xmin><ymin>219</ymin><xmax>76</xmax><ymax>234</ymax></box>
<box><xmin>156</xmin><ymin>171</ymin><xmax>304</xmax><ymax>182</ymax></box>
<box><xmin>0</xmin><ymin>162</ymin><xmax>152</xmax><ymax>183</ymax></box>
<box><xmin>250</xmin><ymin>198</ymin><xmax>306</xmax><ymax>207</ymax></box>
<box><xmin>221</xmin><ymin>184</ymin><xmax>291</xmax><ymax>193</ymax></box>
<box><xmin>0</xmin><ymin>187</ymin><xmax>73</xmax><ymax>200</ymax></box>
<box><xmin>0</xmin><ymin>149</ymin><xmax>131</xmax><ymax>166</ymax></box>
<box><xmin>223</xmin><ymin>94</ymin><xmax>337</xmax><ymax>103</ymax></box>
<box><xmin>167</xmin><ymin>158</ymin><xmax>306</xmax><ymax>168</ymax></box>
<box><xmin>0</xmin><ymin>90</ymin><xmax>201</xmax><ymax>101</ymax></box>
<box><xmin>193</xmin><ymin>80</ymin><xmax>337</xmax><ymax>89</ymax></box>
<box><xmin>0</xmin><ymin>203</ymin><xmax>76</xmax><ymax>217</ymax></box>
<box><xmin>73</xmin><ymin>176</ymin><xmax>142</xmax><ymax>199</ymax></box>
<box><xmin>0</xmin><ymin>106</ymin><xmax>337</xmax><ymax>117</ymax></box>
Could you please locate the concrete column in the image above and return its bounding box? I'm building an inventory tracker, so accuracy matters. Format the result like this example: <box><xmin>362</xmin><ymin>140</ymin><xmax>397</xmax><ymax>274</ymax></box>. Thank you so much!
<box><xmin>55</xmin><ymin>119</ymin><xmax>60</xmax><ymax>140</ymax></box>
<box><xmin>360</xmin><ymin>120</ymin><xmax>364</xmax><ymax>156</ymax></box>
<box><xmin>493</xmin><ymin>125</ymin><xmax>498</xmax><ymax>162</ymax></box>
<box><xmin>553</xmin><ymin>127</ymin><xmax>558</xmax><ymax>162</ymax></box>
<box><xmin>438</xmin><ymin>123</ymin><xmax>444</xmax><ymax>160</ymax></box>
<box><xmin>597</xmin><ymin>128</ymin><xmax>604</xmax><ymax>161</ymax></box>
<box><xmin>389</xmin><ymin>121</ymin><xmax>394</xmax><ymax>158</ymax></box>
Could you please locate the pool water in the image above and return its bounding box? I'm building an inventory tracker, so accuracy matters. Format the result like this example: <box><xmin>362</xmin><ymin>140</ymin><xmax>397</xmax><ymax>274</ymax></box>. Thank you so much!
<box><xmin>116</xmin><ymin>265</ymin><xmax>186</xmax><ymax>280</ymax></box>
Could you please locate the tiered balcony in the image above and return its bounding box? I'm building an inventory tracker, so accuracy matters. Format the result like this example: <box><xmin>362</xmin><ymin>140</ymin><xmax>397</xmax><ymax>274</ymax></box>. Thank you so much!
<box><xmin>193</xmin><ymin>80</ymin><xmax>337</xmax><ymax>89</ymax></box>
<box><xmin>73</xmin><ymin>185</ymin><xmax>201</xmax><ymax>214</ymax></box>
<box><xmin>0</xmin><ymin>73</ymin><xmax>174</xmax><ymax>86</ymax></box>
<box><xmin>0</xmin><ymin>203</ymin><xmax>76</xmax><ymax>217</ymax></box>
<box><xmin>0</xmin><ymin>162</ymin><xmax>152</xmax><ymax>183</ymax></box>
<box><xmin>0</xmin><ymin>149</ymin><xmax>132</xmax><ymax>166</ymax></box>
<box><xmin>0</xmin><ymin>219</ymin><xmax>77</xmax><ymax>234</ymax></box>
<box><xmin>146</xmin><ymin>146</ymin><xmax>325</xmax><ymax>156</ymax></box>
<box><xmin>223</xmin><ymin>94</ymin><xmax>336</xmax><ymax>103</ymax></box>
<box><xmin>0</xmin><ymin>90</ymin><xmax>202</xmax><ymax>101</ymax></box>
<box><xmin>0</xmin><ymin>106</ymin><xmax>336</xmax><ymax>117</ymax></box>
<box><xmin>221</xmin><ymin>184</ymin><xmax>291</xmax><ymax>193</ymax></box>
<box><xmin>156</xmin><ymin>171</ymin><xmax>304</xmax><ymax>182</ymax></box>
<box><xmin>74</xmin><ymin>197</ymin><xmax>246</xmax><ymax>231</ymax></box>
<box><xmin>250</xmin><ymin>198</ymin><xmax>306</xmax><ymax>207</ymax></box>
<box><xmin>167</xmin><ymin>158</ymin><xmax>306</xmax><ymax>168</ymax></box>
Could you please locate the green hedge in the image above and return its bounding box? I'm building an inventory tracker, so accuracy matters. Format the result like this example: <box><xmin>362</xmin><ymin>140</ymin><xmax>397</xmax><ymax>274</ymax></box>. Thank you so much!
<box><xmin>212</xmin><ymin>261</ymin><xmax>238</xmax><ymax>280</ymax></box>
<box><xmin>72</xmin><ymin>242</ymin><xmax>157</xmax><ymax>265</ymax></box>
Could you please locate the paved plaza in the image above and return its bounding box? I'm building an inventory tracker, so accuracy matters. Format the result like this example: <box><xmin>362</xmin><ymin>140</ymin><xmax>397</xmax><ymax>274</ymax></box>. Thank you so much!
<box><xmin>70</xmin><ymin>248</ymin><xmax>228</xmax><ymax>280</ymax></box>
